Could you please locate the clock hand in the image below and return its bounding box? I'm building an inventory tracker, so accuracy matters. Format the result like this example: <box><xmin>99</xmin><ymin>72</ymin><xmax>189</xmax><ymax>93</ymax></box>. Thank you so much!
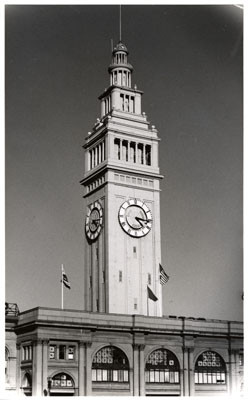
<box><xmin>135</xmin><ymin>216</ymin><xmax>151</xmax><ymax>226</ymax></box>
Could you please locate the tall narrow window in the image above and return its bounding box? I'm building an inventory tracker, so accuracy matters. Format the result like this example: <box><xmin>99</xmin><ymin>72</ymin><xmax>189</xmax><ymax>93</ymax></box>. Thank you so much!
<box><xmin>133</xmin><ymin>246</ymin><xmax>137</xmax><ymax>258</ymax></box>
<box><xmin>122</xmin><ymin>140</ymin><xmax>128</xmax><ymax>161</ymax></box>
<box><xmin>90</xmin><ymin>150</ymin><xmax>92</xmax><ymax>169</ymax></box>
<box><xmin>124</xmin><ymin>97</ymin><xmax>129</xmax><ymax>112</ymax></box>
<box><xmin>148</xmin><ymin>273</ymin><xmax>151</xmax><ymax>285</ymax></box>
<box><xmin>114</xmin><ymin>139</ymin><xmax>121</xmax><ymax>160</ymax></box>
<box><xmin>59</xmin><ymin>345</ymin><xmax>66</xmax><ymax>360</ymax></box>
<box><xmin>130</xmin><ymin>142</ymin><xmax>136</xmax><ymax>163</ymax></box>
<box><xmin>119</xmin><ymin>271</ymin><xmax>123</xmax><ymax>282</ymax></box>
<box><xmin>145</xmin><ymin>145</ymin><xmax>151</xmax><ymax>166</ymax></box>
<box><xmin>130</xmin><ymin>96</ymin><xmax>134</xmax><ymax>113</ymax></box>
<box><xmin>137</xmin><ymin>143</ymin><xmax>144</xmax><ymax>164</ymax></box>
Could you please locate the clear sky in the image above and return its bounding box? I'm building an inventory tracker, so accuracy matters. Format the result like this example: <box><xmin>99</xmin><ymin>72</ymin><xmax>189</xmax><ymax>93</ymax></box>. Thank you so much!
<box><xmin>5</xmin><ymin>4</ymin><xmax>243</xmax><ymax>321</ymax></box>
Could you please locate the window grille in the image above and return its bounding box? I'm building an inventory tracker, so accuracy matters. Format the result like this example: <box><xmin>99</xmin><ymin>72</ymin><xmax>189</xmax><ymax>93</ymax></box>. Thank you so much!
<box><xmin>92</xmin><ymin>346</ymin><xmax>129</xmax><ymax>383</ymax></box>
<box><xmin>145</xmin><ymin>349</ymin><xmax>180</xmax><ymax>384</ymax></box>
<box><xmin>194</xmin><ymin>351</ymin><xmax>226</xmax><ymax>384</ymax></box>
<box><xmin>51</xmin><ymin>373</ymin><xmax>74</xmax><ymax>388</ymax></box>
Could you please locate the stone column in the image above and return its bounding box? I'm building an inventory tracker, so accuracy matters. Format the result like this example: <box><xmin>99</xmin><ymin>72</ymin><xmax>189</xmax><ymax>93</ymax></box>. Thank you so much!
<box><xmin>230</xmin><ymin>350</ymin><xmax>238</xmax><ymax>395</ymax></box>
<box><xmin>16</xmin><ymin>344</ymin><xmax>21</xmax><ymax>396</ymax></box>
<box><xmin>139</xmin><ymin>345</ymin><xmax>145</xmax><ymax>396</ymax></box>
<box><xmin>78</xmin><ymin>341</ymin><xmax>86</xmax><ymax>396</ymax></box>
<box><xmin>188</xmin><ymin>347</ymin><xmax>195</xmax><ymax>396</ymax></box>
<box><xmin>32</xmin><ymin>339</ymin><xmax>43</xmax><ymax>396</ymax></box>
<box><xmin>182</xmin><ymin>346</ymin><xmax>189</xmax><ymax>396</ymax></box>
<box><xmin>180</xmin><ymin>367</ymin><xmax>184</xmax><ymax>397</ymax></box>
<box><xmin>42</xmin><ymin>340</ymin><xmax>49</xmax><ymax>394</ymax></box>
<box><xmin>133</xmin><ymin>344</ymin><xmax>139</xmax><ymax>396</ymax></box>
<box><xmin>85</xmin><ymin>342</ymin><xmax>92</xmax><ymax>396</ymax></box>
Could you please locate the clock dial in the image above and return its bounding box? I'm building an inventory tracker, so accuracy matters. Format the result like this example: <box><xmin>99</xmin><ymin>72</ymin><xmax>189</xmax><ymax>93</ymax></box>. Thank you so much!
<box><xmin>85</xmin><ymin>201</ymin><xmax>103</xmax><ymax>240</ymax></box>
<box><xmin>119</xmin><ymin>199</ymin><xmax>152</xmax><ymax>237</ymax></box>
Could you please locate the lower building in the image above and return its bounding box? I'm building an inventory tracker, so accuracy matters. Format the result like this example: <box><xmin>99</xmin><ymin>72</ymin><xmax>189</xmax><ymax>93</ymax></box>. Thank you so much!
<box><xmin>5</xmin><ymin>303</ymin><xmax>243</xmax><ymax>397</ymax></box>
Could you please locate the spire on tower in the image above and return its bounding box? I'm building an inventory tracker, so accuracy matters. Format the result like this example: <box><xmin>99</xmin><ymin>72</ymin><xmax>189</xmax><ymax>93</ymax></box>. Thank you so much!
<box><xmin>119</xmin><ymin>5</ymin><xmax>122</xmax><ymax>42</ymax></box>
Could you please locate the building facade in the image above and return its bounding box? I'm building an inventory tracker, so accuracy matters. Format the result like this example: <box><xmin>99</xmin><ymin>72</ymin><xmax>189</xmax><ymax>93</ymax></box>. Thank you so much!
<box><xmin>5</xmin><ymin>40</ymin><xmax>244</xmax><ymax>397</ymax></box>
<box><xmin>5</xmin><ymin>305</ymin><xmax>244</xmax><ymax>397</ymax></box>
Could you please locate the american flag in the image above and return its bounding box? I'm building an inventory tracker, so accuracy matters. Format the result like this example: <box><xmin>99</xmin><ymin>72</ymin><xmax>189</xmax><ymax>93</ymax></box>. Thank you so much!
<box><xmin>62</xmin><ymin>266</ymin><xmax>71</xmax><ymax>289</ymax></box>
<box><xmin>159</xmin><ymin>264</ymin><xmax>169</xmax><ymax>285</ymax></box>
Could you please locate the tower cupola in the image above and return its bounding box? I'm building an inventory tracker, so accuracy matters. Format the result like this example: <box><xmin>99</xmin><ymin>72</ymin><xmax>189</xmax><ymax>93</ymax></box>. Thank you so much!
<box><xmin>99</xmin><ymin>41</ymin><xmax>143</xmax><ymax>118</ymax></box>
<box><xmin>108</xmin><ymin>41</ymin><xmax>133</xmax><ymax>88</ymax></box>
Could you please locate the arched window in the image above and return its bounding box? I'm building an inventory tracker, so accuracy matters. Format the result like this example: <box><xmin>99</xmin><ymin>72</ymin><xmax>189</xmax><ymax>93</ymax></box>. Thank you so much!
<box><xmin>51</xmin><ymin>372</ymin><xmax>74</xmax><ymax>388</ymax></box>
<box><xmin>194</xmin><ymin>351</ymin><xmax>226</xmax><ymax>384</ymax></box>
<box><xmin>22</xmin><ymin>373</ymin><xmax>32</xmax><ymax>396</ymax></box>
<box><xmin>145</xmin><ymin>348</ymin><xmax>180</xmax><ymax>384</ymax></box>
<box><xmin>92</xmin><ymin>346</ymin><xmax>129</xmax><ymax>382</ymax></box>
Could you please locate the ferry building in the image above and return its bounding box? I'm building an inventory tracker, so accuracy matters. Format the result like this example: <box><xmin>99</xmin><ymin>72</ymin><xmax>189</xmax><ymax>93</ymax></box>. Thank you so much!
<box><xmin>5</xmin><ymin>39</ymin><xmax>243</xmax><ymax>397</ymax></box>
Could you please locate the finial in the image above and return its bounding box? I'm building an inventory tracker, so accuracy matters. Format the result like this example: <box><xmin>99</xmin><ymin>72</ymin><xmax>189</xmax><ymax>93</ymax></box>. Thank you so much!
<box><xmin>119</xmin><ymin>5</ymin><xmax>122</xmax><ymax>42</ymax></box>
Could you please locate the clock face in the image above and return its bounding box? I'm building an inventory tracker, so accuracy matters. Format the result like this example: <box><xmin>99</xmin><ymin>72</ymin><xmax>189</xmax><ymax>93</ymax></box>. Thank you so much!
<box><xmin>119</xmin><ymin>199</ymin><xmax>152</xmax><ymax>238</ymax></box>
<box><xmin>85</xmin><ymin>201</ymin><xmax>103</xmax><ymax>240</ymax></box>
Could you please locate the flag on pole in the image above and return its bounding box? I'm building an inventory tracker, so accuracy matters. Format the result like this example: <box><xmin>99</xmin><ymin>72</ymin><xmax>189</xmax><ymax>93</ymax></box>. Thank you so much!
<box><xmin>159</xmin><ymin>264</ymin><xmax>169</xmax><ymax>285</ymax></box>
<box><xmin>62</xmin><ymin>266</ymin><xmax>71</xmax><ymax>289</ymax></box>
<box><xmin>147</xmin><ymin>286</ymin><xmax>158</xmax><ymax>301</ymax></box>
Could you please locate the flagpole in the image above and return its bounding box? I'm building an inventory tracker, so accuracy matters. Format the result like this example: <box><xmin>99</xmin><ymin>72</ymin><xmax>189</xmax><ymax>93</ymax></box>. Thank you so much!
<box><xmin>147</xmin><ymin>287</ymin><xmax>149</xmax><ymax>316</ymax></box>
<box><xmin>61</xmin><ymin>264</ymin><xmax>64</xmax><ymax>310</ymax></box>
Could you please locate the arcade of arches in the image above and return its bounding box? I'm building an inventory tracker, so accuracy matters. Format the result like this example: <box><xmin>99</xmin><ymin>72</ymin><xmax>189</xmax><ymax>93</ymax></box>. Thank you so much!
<box><xmin>6</xmin><ymin>342</ymin><xmax>243</xmax><ymax>396</ymax></box>
<box><xmin>5</xmin><ymin>307</ymin><xmax>243</xmax><ymax>397</ymax></box>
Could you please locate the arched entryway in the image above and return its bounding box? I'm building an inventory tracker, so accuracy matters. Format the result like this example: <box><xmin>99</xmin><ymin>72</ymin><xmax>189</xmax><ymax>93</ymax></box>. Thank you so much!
<box><xmin>92</xmin><ymin>346</ymin><xmax>130</xmax><ymax>395</ymax></box>
<box><xmin>194</xmin><ymin>350</ymin><xmax>227</xmax><ymax>395</ymax></box>
<box><xmin>145</xmin><ymin>348</ymin><xmax>181</xmax><ymax>396</ymax></box>
<box><xmin>22</xmin><ymin>372</ymin><xmax>32</xmax><ymax>396</ymax></box>
<box><xmin>49</xmin><ymin>372</ymin><xmax>75</xmax><ymax>396</ymax></box>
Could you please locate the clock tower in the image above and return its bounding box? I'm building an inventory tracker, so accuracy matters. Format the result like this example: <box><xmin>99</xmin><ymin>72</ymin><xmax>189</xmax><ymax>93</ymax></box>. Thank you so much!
<box><xmin>81</xmin><ymin>41</ymin><xmax>163</xmax><ymax>317</ymax></box>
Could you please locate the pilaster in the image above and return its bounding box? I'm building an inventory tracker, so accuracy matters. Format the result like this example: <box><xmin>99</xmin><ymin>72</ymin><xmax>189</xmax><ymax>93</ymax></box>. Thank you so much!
<box><xmin>187</xmin><ymin>347</ymin><xmax>195</xmax><ymax>396</ymax></box>
<box><xmin>133</xmin><ymin>344</ymin><xmax>139</xmax><ymax>396</ymax></box>
<box><xmin>78</xmin><ymin>341</ymin><xmax>86</xmax><ymax>396</ymax></box>
<box><xmin>16</xmin><ymin>343</ymin><xmax>21</xmax><ymax>396</ymax></box>
<box><xmin>85</xmin><ymin>342</ymin><xmax>92</xmax><ymax>396</ymax></box>
<box><xmin>42</xmin><ymin>340</ymin><xmax>49</xmax><ymax>394</ymax></box>
<box><xmin>32</xmin><ymin>339</ymin><xmax>43</xmax><ymax>396</ymax></box>
<box><xmin>182</xmin><ymin>345</ymin><xmax>189</xmax><ymax>396</ymax></box>
<box><xmin>139</xmin><ymin>344</ymin><xmax>145</xmax><ymax>396</ymax></box>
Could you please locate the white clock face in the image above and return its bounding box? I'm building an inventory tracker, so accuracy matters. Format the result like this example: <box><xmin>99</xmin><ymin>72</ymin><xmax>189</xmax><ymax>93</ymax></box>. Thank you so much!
<box><xmin>119</xmin><ymin>199</ymin><xmax>152</xmax><ymax>238</ymax></box>
<box><xmin>85</xmin><ymin>201</ymin><xmax>103</xmax><ymax>240</ymax></box>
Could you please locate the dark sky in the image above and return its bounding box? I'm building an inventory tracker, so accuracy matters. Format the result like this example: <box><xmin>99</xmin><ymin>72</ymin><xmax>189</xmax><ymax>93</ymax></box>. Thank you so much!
<box><xmin>5</xmin><ymin>5</ymin><xmax>243</xmax><ymax>320</ymax></box>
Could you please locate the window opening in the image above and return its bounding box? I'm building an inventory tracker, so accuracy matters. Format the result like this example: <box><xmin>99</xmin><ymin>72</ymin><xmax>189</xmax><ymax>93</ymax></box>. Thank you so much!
<box><xmin>114</xmin><ymin>138</ymin><xmax>121</xmax><ymax>160</ymax></box>
<box><xmin>194</xmin><ymin>351</ymin><xmax>226</xmax><ymax>385</ymax></box>
<box><xmin>145</xmin><ymin>145</ymin><xmax>151</xmax><ymax>166</ymax></box>
<box><xmin>92</xmin><ymin>346</ymin><xmax>129</xmax><ymax>383</ymax></box>
<box><xmin>145</xmin><ymin>349</ymin><xmax>180</xmax><ymax>384</ymax></box>
<box><xmin>59</xmin><ymin>345</ymin><xmax>66</xmax><ymax>360</ymax></box>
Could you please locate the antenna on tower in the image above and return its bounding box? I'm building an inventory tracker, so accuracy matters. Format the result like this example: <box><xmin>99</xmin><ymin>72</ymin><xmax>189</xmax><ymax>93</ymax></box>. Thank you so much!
<box><xmin>111</xmin><ymin>38</ymin><xmax>113</xmax><ymax>52</ymax></box>
<box><xmin>119</xmin><ymin>5</ymin><xmax>122</xmax><ymax>42</ymax></box>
